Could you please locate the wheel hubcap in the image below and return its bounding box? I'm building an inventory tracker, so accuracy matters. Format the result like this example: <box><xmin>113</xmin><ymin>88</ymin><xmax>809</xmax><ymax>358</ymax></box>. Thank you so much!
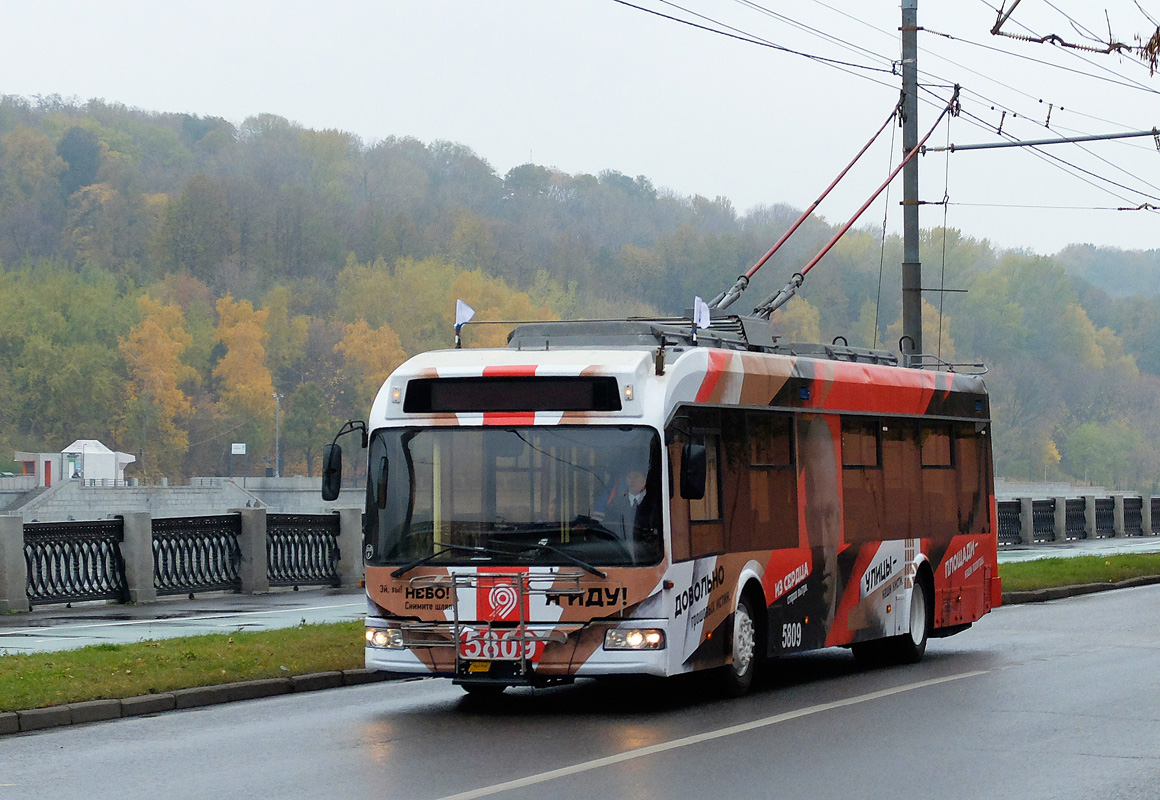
<box><xmin>734</xmin><ymin>604</ymin><xmax>755</xmax><ymax>674</ymax></box>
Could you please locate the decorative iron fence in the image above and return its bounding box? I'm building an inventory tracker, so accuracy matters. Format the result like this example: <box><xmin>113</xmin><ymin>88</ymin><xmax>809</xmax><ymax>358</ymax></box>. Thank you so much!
<box><xmin>1124</xmin><ymin>497</ymin><xmax>1144</xmax><ymax>536</ymax></box>
<box><xmin>152</xmin><ymin>514</ymin><xmax>242</xmax><ymax>595</ymax></box>
<box><xmin>997</xmin><ymin>501</ymin><xmax>1021</xmax><ymax>546</ymax></box>
<box><xmin>24</xmin><ymin>520</ymin><xmax>128</xmax><ymax>606</ymax></box>
<box><xmin>1064</xmin><ymin>498</ymin><xmax>1087</xmax><ymax>541</ymax></box>
<box><xmin>1094</xmin><ymin>498</ymin><xmax>1115</xmax><ymax>538</ymax></box>
<box><xmin>1031</xmin><ymin>499</ymin><xmax>1055</xmax><ymax>542</ymax></box>
<box><xmin>267</xmin><ymin>513</ymin><xmax>341</xmax><ymax>587</ymax></box>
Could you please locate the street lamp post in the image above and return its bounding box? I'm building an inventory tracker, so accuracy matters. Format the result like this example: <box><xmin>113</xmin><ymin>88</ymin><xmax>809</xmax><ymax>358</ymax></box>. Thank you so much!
<box><xmin>273</xmin><ymin>393</ymin><xmax>284</xmax><ymax>478</ymax></box>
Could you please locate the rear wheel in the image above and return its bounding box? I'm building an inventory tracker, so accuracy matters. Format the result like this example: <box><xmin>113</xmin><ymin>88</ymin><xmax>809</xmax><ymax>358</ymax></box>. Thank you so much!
<box><xmin>855</xmin><ymin>577</ymin><xmax>930</xmax><ymax>667</ymax></box>
<box><xmin>719</xmin><ymin>593</ymin><xmax>760</xmax><ymax>696</ymax></box>
<box><xmin>890</xmin><ymin>577</ymin><xmax>930</xmax><ymax>664</ymax></box>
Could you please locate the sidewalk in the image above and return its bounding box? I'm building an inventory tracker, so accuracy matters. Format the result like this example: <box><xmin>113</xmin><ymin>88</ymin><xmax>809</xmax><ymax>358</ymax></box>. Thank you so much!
<box><xmin>0</xmin><ymin>587</ymin><xmax>365</xmax><ymax>655</ymax></box>
<box><xmin>4</xmin><ymin>536</ymin><xmax>1159</xmax><ymax>656</ymax></box>
<box><xmin>997</xmin><ymin>535</ymin><xmax>1160</xmax><ymax>563</ymax></box>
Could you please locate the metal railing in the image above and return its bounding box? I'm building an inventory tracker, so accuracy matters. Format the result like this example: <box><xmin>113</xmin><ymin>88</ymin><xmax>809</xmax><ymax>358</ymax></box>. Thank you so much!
<box><xmin>1094</xmin><ymin>498</ymin><xmax>1115</xmax><ymax>538</ymax></box>
<box><xmin>24</xmin><ymin>520</ymin><xmax>128</xmax><ymax>606</ymax></box>
<box><xmin>267</xmin><ymin>514</ymin><xmax>340</xmax><ymax>587</ymax></box>
<box><xmin>152</xmin><ymin>514</ymin><xmax>242</xmax><ymax>595</ymax></box>
<box><xmin>1031</xmin><ymin>499</ymin><xmax>1055</xmax><ymax>543</ymax></box>
<box><xmin>997</xmin><ymin>501</ymin><xmax>1021</xmax><ymax>546</ymax></box>
<box><xmin>1064</xmin><ymin>499</ymin><xmax>1087</xmax><ymax>541</ymax></box>
<box><xmin>1124</xmin><ymin>497</ymin><xmax>1144</xmax><ymax>536</ymax></box>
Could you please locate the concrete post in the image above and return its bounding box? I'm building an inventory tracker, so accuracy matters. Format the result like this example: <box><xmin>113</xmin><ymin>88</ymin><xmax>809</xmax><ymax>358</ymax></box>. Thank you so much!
<box><xmin>1019</xmin><ymin>498</ymin><xmax>1035</xmax><ymax>546</ymax></box>
<box><xmin>0</xmin><ymin>516</ymin><xmax>30</xmax><ymax>613</ymax></box>
<box><xmin>1144</xmin><ymin>496</ymin><xmax>1153</xmax><ymax>538</ymax></box>
<box><xmin>234</xmin><ymin>508</ymin><xmax>269</xmax><ymax>594</ymax></box>
<box><xmin>1113</xmin><ymin>496</ymin><xmax>1125</xmax><ymax>538</ymax></box>
<box><xmin>1084</xmin><ymin>496</ymin><xmax>1096</xmax><ymax>540</ymax></box>
<box><xmin>1053</xmin><ymin>497</ymin><xmax>1068</xmax><ymax>543</ymax></box>
<box><xmin>119</xmin><ymin>512</ymin><xmax>156</xmax><ymax>604</ymax></box>
<box><xmin>336</xmin><ymin>508</ymin><xmax>364</xmax><ymax>589</ymax></box>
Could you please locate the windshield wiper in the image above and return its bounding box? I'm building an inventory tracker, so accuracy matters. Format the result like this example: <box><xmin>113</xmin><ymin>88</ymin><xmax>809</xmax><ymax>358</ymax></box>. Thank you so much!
<box><xmin>390</xmin><ymin>543</ymin><xmax>498</xmax><ymax>578</ymax></box>
<box><xmin>521</xmin><ymin>542</ymin><xmax>607</xmax><ymax>578</ymax></box>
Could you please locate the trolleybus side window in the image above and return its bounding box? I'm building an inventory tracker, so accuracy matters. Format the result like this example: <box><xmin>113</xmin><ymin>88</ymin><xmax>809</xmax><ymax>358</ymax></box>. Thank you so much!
<box><xmin>955</xmin><ymin>423</ymin><xmax>990</xmax><ymax>534</ymax></box>
<box><xmin>841</xmin><ymin>418</ymin><xmax>881</xmax><ymax>468</ymax></box>
<box><xmin>841</xmin><ymin>416</ymin><xmax>886</xmax><ymax>543</ymax></box>
<box><xmin>668</xmin><ymin>406</ymin><xmax>724</xmax><ymax>560</ymax></box>
<box><xmin>741</xmin><ymin>410</ymin><xmax>798</xmax><ymax>551</ymax></box>
<box><xmin>921</xmin><ymin>423</ymin><xmax>956</xmax><ymax>537</ymax></box>
<box><xmin>920</xmin><ymin>424</ymin><xmax>953</xmax><ymax>467</ymax></box>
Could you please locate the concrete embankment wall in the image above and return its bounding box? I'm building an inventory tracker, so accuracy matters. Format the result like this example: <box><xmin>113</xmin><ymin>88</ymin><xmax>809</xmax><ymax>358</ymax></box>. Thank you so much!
<box><xmin>0</xmin><ymin>477</ymin><xmax>361</xmax><ymax>523</ymax></box>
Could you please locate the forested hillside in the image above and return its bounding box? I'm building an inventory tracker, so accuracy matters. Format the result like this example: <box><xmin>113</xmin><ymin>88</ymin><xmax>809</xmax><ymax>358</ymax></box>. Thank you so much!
<box><xmin>1</xmin><ymin>94</ymin><xmax>1158</xmax><ymax>488</ymax></box>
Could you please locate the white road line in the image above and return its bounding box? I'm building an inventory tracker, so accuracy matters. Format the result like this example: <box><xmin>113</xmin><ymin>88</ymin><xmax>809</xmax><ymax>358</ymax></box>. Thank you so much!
<box><xmin>436</xmin><ymin>669</ymin><xmax>991</xmax><ymax>800</ymax></box>
<box><xmin>0</xmin><ymin>602</ymin><xmax>364</xmax><ymax>637</ymax></box>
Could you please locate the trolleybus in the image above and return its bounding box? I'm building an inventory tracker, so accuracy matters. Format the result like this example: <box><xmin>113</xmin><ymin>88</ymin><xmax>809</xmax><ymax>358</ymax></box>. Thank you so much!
<box><xmin>322</xmin><ymin>314</ymin><xmax>1000</xmax><ymax>695</ymax></box>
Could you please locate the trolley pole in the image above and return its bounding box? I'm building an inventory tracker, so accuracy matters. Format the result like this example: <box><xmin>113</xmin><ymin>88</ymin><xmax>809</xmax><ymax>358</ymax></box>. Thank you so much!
<box><xmin>901</xmin><ymin>0</ymin><xmax>922</xmax><ymax>366</ymax></box>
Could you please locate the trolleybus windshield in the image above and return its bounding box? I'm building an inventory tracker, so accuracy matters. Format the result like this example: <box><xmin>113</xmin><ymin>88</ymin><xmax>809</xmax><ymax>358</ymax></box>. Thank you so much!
<box><xmin>364</xmin><ymin>426</ymin><xmax>664</xmax><ymax>568</ymax></box>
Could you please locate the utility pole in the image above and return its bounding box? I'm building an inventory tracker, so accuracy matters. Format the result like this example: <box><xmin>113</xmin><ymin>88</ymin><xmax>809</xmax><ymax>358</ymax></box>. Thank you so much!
<box><xmin>273</xmin><ymin>393</ymin><xmax>284</xmax><ymax>478</ymax></box>
<box><xmin>901</xmin><ymin>0</ymin><xmax>922</xmax><ymax>366</ymax></box>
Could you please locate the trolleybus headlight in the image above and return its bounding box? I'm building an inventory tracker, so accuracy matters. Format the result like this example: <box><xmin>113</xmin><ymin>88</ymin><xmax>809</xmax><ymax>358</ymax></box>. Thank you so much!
<box><xmin>366</xmin><ymin>627</ymin><xmax>404</xmax><ymax>649</ymax></box>
<box><xmin>604</xmin><ymin>628</ymin><xmax>666</xmax><ymax>650</ymax></box>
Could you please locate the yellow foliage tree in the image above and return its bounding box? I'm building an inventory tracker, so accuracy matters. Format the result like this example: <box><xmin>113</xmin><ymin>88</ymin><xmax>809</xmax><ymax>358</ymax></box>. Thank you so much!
<box><xmin>446</xmin><ymin>269</ymin><xmax>556</xmax><ymax>348</ymax></box>
<box><xmin>770</xmin><ymin>296</ymin><xmax>821</xmax><ymax>342</ymax></box>
<box><xmin>120</xmin><ymin>295</ymin><xmax>195</xmax><ymax>479</ymax></box>
<box><xmin>886</xmin><ymin>299</ymin><xmax>956</xmax><ymax>363</ymax></box>
<box><xmin>214</xmin><ymin>295</ymin><xmax>275</xmax><ymax>460</ymax></box>
<box><xmin>262</xmin><ymin>285</ymin><xmax>310</xmax><ymax>386</ymax></box>
<box><xmin>335</xmin><ymin>320</ymin><xmax>408</xmax><ymax>414</ymax></box>
<box><xmin>65</xmin><ymin>182</ymin><xmax>119</xmax><ymax>265</ymax></box>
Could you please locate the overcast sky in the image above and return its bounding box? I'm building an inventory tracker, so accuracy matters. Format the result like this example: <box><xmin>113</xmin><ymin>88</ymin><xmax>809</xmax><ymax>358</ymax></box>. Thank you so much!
<box><xmin>1</xmin><ymin>0</ymin><xmax>1158</xmax><ymax>256</ymax></box>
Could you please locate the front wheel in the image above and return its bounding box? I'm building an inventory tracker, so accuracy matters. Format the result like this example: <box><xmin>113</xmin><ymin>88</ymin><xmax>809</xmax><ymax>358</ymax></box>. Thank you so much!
<box><xmin>718</xmin><ymin>593</ymin><xmax>760</xmax><ymax>696</ymax></box>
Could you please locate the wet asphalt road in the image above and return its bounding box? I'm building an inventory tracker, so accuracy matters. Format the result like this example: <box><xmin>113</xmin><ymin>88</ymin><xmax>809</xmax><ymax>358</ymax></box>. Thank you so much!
<box><xmin>3</xmin><ymin>585</ymin><xmax>1158</xmax><ymax>800</ymax></box>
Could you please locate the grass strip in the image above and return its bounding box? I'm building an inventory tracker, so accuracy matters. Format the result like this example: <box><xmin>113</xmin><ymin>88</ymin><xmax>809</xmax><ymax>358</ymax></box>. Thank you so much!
<box><xmin>0</xmin><ymin>621</ymin><xmax>363</xmax><ymax>712</ymax></box>
<box><xmin>999</xmin><ymin>552</ymin><xmax>1160</xmax><ymax>593</ymax></box>
<box><xmin>6</xmin><ymin>555</ymin><xmax>1160</xmax><ymax>712</ymax></box>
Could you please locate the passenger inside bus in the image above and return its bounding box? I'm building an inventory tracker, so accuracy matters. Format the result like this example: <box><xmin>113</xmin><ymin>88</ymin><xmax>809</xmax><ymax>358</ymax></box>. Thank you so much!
<box><xmin>602</xmin><ymin>470</ymin><xmax>661</xmax><ymax>541</ymax></box>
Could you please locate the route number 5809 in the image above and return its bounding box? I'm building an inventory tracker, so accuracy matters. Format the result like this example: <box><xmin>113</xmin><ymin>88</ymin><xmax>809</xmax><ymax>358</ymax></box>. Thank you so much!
<box><xmin>781</xmin><ymin>622</ymin><xmax>802</xmax><ymax>649</ymax></box>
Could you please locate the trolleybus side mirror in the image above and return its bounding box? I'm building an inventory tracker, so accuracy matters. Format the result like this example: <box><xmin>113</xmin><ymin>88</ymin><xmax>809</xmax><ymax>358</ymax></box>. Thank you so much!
<box><xmin>680</xmin><ymin>442</ymin><xmax>707</xmax><ymax>500</ymax></box>
<box><xmin>322</xmin><ymin>444</ymin><xmax>342</xmax><ymax>501</ymax></box>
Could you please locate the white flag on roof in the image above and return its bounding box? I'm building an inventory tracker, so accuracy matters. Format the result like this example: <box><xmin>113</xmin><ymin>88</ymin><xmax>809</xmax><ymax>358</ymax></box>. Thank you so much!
<box><xmin>693</xmin><ymin>296</ymin><xmax>711</xmax><ymax>329</ymax></box>
<box><xmin>455</xmin><ymin>299</ymin><xmax>476</xmax><ymax>329</ymax></box>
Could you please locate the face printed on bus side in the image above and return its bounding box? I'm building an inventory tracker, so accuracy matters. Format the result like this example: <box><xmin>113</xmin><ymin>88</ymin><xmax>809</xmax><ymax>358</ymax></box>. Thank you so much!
<box><xmin>801</xmin><ymin>415</ymin><xmax>841</xmax><ymax>632</ymax></box>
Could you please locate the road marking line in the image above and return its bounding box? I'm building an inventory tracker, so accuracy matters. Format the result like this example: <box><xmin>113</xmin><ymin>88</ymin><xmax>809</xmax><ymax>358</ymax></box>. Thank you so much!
<box><xmin>0</xmin><ymin>602</ymin><xmax>364</xmax><ymax>637</ymax></box>
<box><xmin>436</xmin><ymin>669</ymin><xmax>990</xmax><ymax>800</ymax></box>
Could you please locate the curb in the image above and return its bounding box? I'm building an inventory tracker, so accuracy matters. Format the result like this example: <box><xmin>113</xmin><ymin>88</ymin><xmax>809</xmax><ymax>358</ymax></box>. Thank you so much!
<box><xmin>9</xmin><ymin>578</ymin><xmax>1160</xmax><ymax>735</ymax></box>
<box><xmin>1</xmin><ymin>669</ymin><xmax>403</xmax><ymax>737</ymax></box>
<box><xmin>1001</xmin><ymin>573</ymin><xmax>1160</xmax><ymax>604</ymax></box>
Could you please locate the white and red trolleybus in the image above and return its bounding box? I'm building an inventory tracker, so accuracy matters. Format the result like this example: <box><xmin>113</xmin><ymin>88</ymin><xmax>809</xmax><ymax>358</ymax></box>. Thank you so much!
<box><xmin>322</xmin><ymin>315</ymin><xmax>1000</xmax><ymax>695</ymax></box>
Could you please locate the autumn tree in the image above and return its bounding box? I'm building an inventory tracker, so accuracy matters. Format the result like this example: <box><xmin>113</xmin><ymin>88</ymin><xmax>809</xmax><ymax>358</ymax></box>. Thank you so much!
<box><xmin>120</xmin><ymin>295</ymin><xmax>195</xmax><ymax>479</ymax></box>
<box><xmin>56</xmin><ymin>126</ymin><xmax>102</xmax><ymax>197</ymax></box>
<box><xmin>156</xmin><ymin>174</ymin><xmax>233</xmax><ymax>284</ymax></box>
<box><xmin>282</xmin><ymin>382</ymin><xmax>333</xmax><ymax>477</ymax></box>
<box><xmin>445</xmin><ymin>268</ymin><xmax>556</xmax><ymax>349</ymax></box>
<box><xmin>335</xmin><ymin>319</ymin><xmax>407</xmax><ymax>417</ymax></box>
<box><xmin>0</xmin><ymin>128</ymin><xmax>66</xmax><ymax>259</ymax></box>
<box><xmin>212</xmin><ymin>295</ymin><xmax>275</xmax><ymax>471</ymax></box>
<box><xmin>770</xmin><ymin>296</ymin><xmax>822</xmax><ymax>342</ymax></box>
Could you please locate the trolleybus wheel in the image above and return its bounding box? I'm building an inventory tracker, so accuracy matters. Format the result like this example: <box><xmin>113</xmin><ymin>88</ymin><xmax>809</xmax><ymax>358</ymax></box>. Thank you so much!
<box><xmin>854</xmin><ymin>576</ymin><xmax>930</xmax><ymax>667</ymax></box>
<box><xmin>889</xmin><ymin>577</ymin><xmax>930</xmax><ymax>664</ymax></box>
<box><xmin>719</xmin><ymin>593</ymin><xmax>759</xmax><ymax>696</ymax></box>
